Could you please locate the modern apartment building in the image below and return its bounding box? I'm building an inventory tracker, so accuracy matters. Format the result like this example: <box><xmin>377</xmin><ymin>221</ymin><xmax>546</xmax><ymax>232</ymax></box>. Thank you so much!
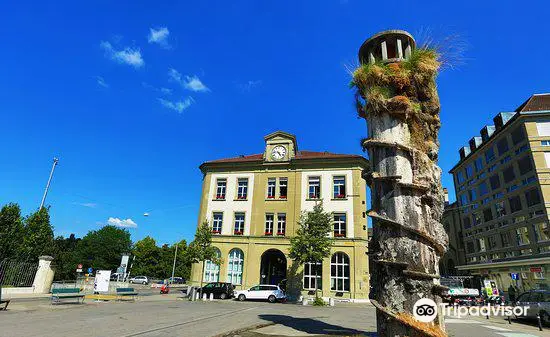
<box><xmin>189</xmin><ymin>131</ymin><xmax>370</xmax><ymax>301</ymax></box>
<box><xmin>450</xmin><ymin>94</ymin><xmax>550</xmax><ymax>291</ymax></box>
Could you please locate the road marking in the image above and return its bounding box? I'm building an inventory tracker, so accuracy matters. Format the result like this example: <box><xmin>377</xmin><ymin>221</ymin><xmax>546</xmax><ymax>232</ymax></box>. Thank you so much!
<box><xmin>445</xmin><ymin>318</ymin><xmax>482</xmax><ymax>324</ymax></box>
<box><xmin>497</xmin><ymin>334</ymin><xmax>543</xmax><ymax>337</ymax></box>
<box><xmin>481</xmin><ymin>325</ymin><xmax>512</xmax><ymax>331</ymax></box>
<box><xmin>122</xmin><ymin>306</ymin><xmax>259</xmax><ymax>337</ymax></box>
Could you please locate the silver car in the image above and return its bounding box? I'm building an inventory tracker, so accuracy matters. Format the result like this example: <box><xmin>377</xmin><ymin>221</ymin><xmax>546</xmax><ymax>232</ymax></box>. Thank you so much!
<box><xmin>515</xmin><ymin>290</ymin><xmax>550</xmax><ymax>324</ymax></box>
<box><xmin>129</xmin><ymin>276</ymin><xmax>149</xmax><ymax>285</ymax></box>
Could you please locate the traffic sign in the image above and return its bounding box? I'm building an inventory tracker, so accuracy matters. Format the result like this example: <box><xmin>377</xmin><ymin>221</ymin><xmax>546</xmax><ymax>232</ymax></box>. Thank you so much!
<box><xmin>88</xmin><ymin>267</ymin><xmax>93</xmax><ymax>274</ymax></box>
<box><xmin>77</xmin><ymin>264</ymin><xmax>83</xmax><ymax>269</ymax></box>
<box><xmin>510</xmin><ymin>272</ymin><xmax>519</xmax><ymax>280</ymax></box>
<box><xmin>76</xmin><ymin>268</ymin><xmax>83</xmax><ymax>273</ymax></box>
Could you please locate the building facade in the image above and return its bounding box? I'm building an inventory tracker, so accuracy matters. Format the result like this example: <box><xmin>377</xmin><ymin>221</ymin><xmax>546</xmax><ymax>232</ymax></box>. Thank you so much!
<box><xmin>439</xmin><ymin>191</ymin><xmax>467</xmax><ymax>276</ymax></box>
<box><xmin>451</xmin><ymin>94</ymin><xmax>550</xmax><ymax>291</ymax></box>
<box><xmin>189</xmin><ymin>131</ymin><xmax>370</xmax><ymax>301</ymax></box>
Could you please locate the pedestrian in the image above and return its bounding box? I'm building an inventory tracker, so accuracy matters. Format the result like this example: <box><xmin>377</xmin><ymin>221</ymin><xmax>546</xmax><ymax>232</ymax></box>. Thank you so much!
<box><xmin>508</xmin><ymin>284</ymin><xmax>516</xmax><ymax>303</ymax></box>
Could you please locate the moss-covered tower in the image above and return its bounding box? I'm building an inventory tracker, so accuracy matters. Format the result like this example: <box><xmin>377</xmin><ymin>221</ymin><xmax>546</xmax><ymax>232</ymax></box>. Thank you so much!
<box><xmin>352</xmin><ymin>30</ymin><xmax>449</xmax><ymax>336</ymax></box>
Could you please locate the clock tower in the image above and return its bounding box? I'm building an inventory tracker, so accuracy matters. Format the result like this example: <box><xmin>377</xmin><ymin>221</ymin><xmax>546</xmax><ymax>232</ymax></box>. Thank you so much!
<box><xmin>263</xmin><ymin>131</ymin><xmax>297</xmax><ymax>162</ymax></box>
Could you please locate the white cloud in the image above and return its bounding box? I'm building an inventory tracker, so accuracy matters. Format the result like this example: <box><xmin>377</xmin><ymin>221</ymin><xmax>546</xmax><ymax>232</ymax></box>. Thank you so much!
<box><xmin>160</xmin><ymin>87</ymin><xmax>173</xmax><ymax>95</ymax></box>
<box><xmin>158</xmin><ymin>97</ymin><xmax>194</xmax><ymax>113</ymax></box>
<box><xmin>238</xmin><ymin>80</ymin><xmax>262</xmax><ymax>92</ymax></box>
<box><xmin>100</xmin><ymin>41</ymin><xmax>144</xmax><ymax>68</ymax></box>
<box><xmin>142</xmin><ymin>82</ymin><xmax>172</xmax><ymax>95</ymax></box>
<box><xmin>95</xmin><ymin>76</ymin><xmax>109</xmax><ymax>88</ymax></box>
<box><xmin>107</xmin><ymin>217</ymin><xmax>138</xmax><ymax>228</ymax></box>
<box><xmin>72</xmin><ymin>202</ymin><xmax>97</xmax><ymax>208</ymax></box>
<box><xmin>148</xmin><ymin>27</ymin><xmax>170</xmax><ymax>48</ymax></box>
<box><xmin>168</xmin><ymin>68</ymin><xmax>209</xmax><ymax>92</ymax></box>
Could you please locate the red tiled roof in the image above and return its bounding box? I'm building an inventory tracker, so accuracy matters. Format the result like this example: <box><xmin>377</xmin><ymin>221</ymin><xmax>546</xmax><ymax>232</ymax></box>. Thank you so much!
<box><xmin>204</xmin><ymin>150</ymin><xmax>365</xmax><ymax>164</ymax></box>
<box><xmin>516</xmin><ymin>93</ymin><xmax>550</xmax><ymax>112</ymax></box>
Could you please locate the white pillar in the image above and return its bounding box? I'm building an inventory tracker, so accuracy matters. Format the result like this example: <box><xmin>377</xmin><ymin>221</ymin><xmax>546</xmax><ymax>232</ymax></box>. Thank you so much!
<box><xmin>202</xmin><ymin>293</ymin><xmax>207</xmax><ymax>301</ymax></box>
<box><xmin>209</xmin><ymin>293</ymin><xmax>214</xmax><ymax>301</ymax></box>
<box><xmin>369</xmin><ymin>52</ymin><xmax>375</xmax><ymax>64</ymax></box>
<box><xmin>329</xmin><ymin>298</ymin><xmax>335</xmax><ymax>306</ymax></box>
<box><xmin>381</xmin><ymin>41</ymin><xmax>388</xmax><ymax>60</ymax></box>
<box><xmin>32</xmin><ymin>256</ymin><xmax>55</xmax><ymax>294</ymax></box>
<box><xmin>302</xmin><ymin>297</ymin><xmax>308</xmax><ymax>306</ymax></box>
<box><xmin>404</xmin><ymin>43</ymin><xmax>412</xmax><ymax>59</ymax></box>
<box><xmin>397</xmin><ymin>39</ymin><xmax>403</xmax><ymax>59</ymax></box>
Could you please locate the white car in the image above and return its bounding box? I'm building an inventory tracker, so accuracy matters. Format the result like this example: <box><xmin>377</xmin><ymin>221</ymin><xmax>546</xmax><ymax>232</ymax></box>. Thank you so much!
<box><xmin>235</xmin><ymin>285</ymin><xmax>286</xmax><ymax>303</ymax></box>
<box><xmin>129</xmin><ymin>276</ymin><xmax>149</xmax><ymax>285</ymax></box>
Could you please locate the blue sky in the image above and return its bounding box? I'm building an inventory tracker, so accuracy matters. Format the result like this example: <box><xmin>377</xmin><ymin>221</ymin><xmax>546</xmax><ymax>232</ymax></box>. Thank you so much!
<box><xmin>1</xmin><ymin>0</ymin><xmax>548</xmax><ymax>245</ymax></box>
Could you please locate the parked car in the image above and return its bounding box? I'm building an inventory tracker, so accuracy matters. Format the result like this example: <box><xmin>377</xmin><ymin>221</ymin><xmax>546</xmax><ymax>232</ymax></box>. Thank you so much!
<box><xmin>168</xmin><ymin>277</ymin><xmax>186</xmax><ymax>284</ymax></box>
<box><xmin>129</xmin><ymin>276</ymin><xmax>149</xmax><ymax>285</ymax></box>
<box><xmin>200</xmin><ymin>282</ymin><xmax>234</xmax><ymax>299</ymax></box>
<box><xmin>515</xmin><ymin>290</ymin><xmax>550</xmax><ymax>324</ymax></box>
<box><xmin>235</xmin><ymin>285</ymin><xmax>286</xmax><ymax>303</ymax></box>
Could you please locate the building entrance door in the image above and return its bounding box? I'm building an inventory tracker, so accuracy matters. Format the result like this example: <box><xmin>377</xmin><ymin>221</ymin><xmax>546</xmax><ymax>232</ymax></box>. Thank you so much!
<box><xmin>259</xmin><ymin>249</ymin><xmax>287</xmax><ymax>286</ymax></box>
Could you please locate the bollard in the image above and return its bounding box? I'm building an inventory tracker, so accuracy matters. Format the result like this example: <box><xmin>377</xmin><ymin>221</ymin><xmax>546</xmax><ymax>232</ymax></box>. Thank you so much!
<box><xmin>302</xmin><ymin>297</ymin><xmax>308</xmax><ymax>306</ymax></box>
<box><xmin>202</xmin><ymin>293</ymin><xmax>207</xmax><ymax>301</ymax></box>
<box><xmin>329</xmin><ymin>298</ymin><xmax>335</xmax><ymax>307</ymax></box>
<box><xmin>508</xmin><ymin>314</ymin><xmax>512</xmax><ymax>324</ymax></box>
<box><xmin>195</xmin><ymin>291</ymin><xmax>200</xmax><ymax>301</ymax></box>
<box><xmin>537</xmin><ymin>313</ymin><xmax>543</xmax><ymax>331</ymax></box>
<box><xmin>209</xmin><ymin>293</ymin><xmax>214</xmax><ymax>301</ymax></box>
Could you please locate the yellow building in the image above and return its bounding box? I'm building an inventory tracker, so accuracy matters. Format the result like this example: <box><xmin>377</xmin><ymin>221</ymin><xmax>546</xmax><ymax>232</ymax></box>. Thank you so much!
<box><xmin>190</xmin><ymin>131</ymin><xmax>370</xmax><ymax>302</ymax></box>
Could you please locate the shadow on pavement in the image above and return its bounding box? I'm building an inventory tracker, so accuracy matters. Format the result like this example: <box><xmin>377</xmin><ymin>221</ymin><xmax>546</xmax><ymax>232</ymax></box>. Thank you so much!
<box><xmin>258</xmin><ymin>314</ymin><xmax>376</xmax><ymax>336</ymax></box>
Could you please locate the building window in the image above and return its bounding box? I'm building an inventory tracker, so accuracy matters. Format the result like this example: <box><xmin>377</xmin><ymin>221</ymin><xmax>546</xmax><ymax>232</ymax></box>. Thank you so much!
<box><xmin>478</xmin><ymin>238</ymin><xmax>486</xmax><ymax>252</ymax></box>
<box><xmin>478</xmin><ymin>181</ymin><xmax>488</xmax><ymax>196</ymax></box>
<box><xmin>279</xmin><ymin>178</ymin><xmax>288</xmax><ymax>199</ymax></box>
<box><xmin>465</xmin><ymin>165</ymin><xmax>474</xmax><ymax>179</ymax></box>
<box><xmin>508</xmin><ymin>195</ymin><xmax>522</xmax><ymax>213</ymax></box>
<box><xmin>457</xmin><ymin>171</ymin><xmax>465</xmax><ymax>185</ymax></box>
<box><xmin>511</xmin><ymin>127</ymin><xmax>526</xmax><ymax>145</ymax></box>
<box><xmin>333</xmin><ymin>176</ymin><xmax>346</xmax><ymax>199</ymax></box>
<box><xmin>469</xmin><ymin>189</ymin><xmax>477</xmax><ymax>202</ymax></box>
<box><xmin>463</xmin><ymin>216</ymin><xmax>472</xmax><ymax>229</ymax></box>
<box><xmin>212</xmin><ymin>212</ymin><xmax>223</xmax><ymax>234</ymax></box>
<box><xmin>267</xmin><ymin>178</ymin><xmax>276</xmax><ymax>199</ymax></box>
<box><xmin>495</xmin><ymin>201</ymin><xmax>506</xmax><ymax>218</ymax></box>
<box><xmin>308</xmin><ymin>176</ymin><xmax>321</xmax><ymax>199</ymax></box>
<box><xmin>489</xmin><ymin>174</ymin><xmax>501</xmax><ymax>190</ymax></box>
<box><xmin>483</xmin><ymin>208</ymin><xmax>493</xmax><ymax>222</ymax></box>
<box><xmin>502</xmin><ymin>166</ymin><xmax>516</xmax><ymax>184</ymax></box>
<box><xmin>237</xmin><ymin>178</ymin><xmax>248</xmax><ymax>199</ymax></box>
<box><xmin>485</xmin><ymin>147</ymin><xmax>496</xmax><ymax>163</ymax></box>
<box><xmin>234</xmin><ymin>213</ymin><xmax>245</xmax><ymax>235</ymax></box>
<box><xmin>459</xmin><ymin>193</ymin><xmax>469</xmax><ymax>207</ymax></box>
<box><xmin>487</xmin><ymin>235</ymin><xmax>497</xmax><ymax>250</ymax></box>
<box><xmin>525</xmin><ymin>189</ymin><xmax>541</xmax><ymax>207</ymax></box>
<box><xmin>333</xmin><ymin>213</ymin><xmax>347</xmax><ymax>237</ymax></box>
<box><xmin>474</xmin><ymin>157</ymin><xmax>484</xmax><ymax>172</ymax></box>
<box><xmin>542</xmin><ymin>140</ymin><xmax>550</xmax><ymax>146</ymax></box>
<box><xmin>204</xmin><ymin>248</ymin><xmax>221</xmax><ymax>282</ymax></box>
<box><xmin>537</xmin><ymin>122</ymin><xmax>550</xmax><ymax>136</ymax></box>
<box><xmin>277</xmin><ymin>213</ymin><xmax>286</xmax><ymax>236</ymax></box>
<box><xmin>516</xmin><ymin>227</ymin><xmax>530</xmax><ymax>246</ymax></box>
<box><xmin>303</xmin><ymin>262</ymin><xmax>322</xmax><ymax>290</ymax></box>
<box><xmin>330</xmin><ymin>252</ymin><xmax>350</xmax><ymax>292</ymax></box>
<box><xmin>227</xmin><ymin>249</ymin><xmax>244</xmax><ymax>285</ymax></box>
<box><xmin>472</xmin><ymin>212</ymin><xmax>482</xmax><ymax>226</ymax></box>
<box><xmin>534</xmin><ymin>222</ymin><xmax>550</xmax><ymax>242</ymax></box>
<box><xmin>216</xmin><ymin>178</ymin><xmax>227</xmax><ymax>199</ymax></box>
<box><xmin>501</xmin><ymin>232</ymin><xmax>512</xmax><ymax>247</ymax></box>
<box><xmin>497</xmin><ymin>138</ymin><xmax>510</xmax><ymax>156</ymax></box>
<box><xmin>518</xmin><ymin>156</ymin><xmax>533</xmax><ymax>176</ymax></box>
<box><xmin>466</xmin><ymin>241</ymin><xmax>475</xmax><ymax>253</ymax></box>
<box><xmin>265</xmin><ymin>214</ymin><xmax>274</xmax><ymax>235</ymax></box>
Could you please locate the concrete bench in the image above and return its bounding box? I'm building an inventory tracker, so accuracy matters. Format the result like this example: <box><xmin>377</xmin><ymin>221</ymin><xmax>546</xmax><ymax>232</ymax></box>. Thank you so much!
<box><xmin>51</xmin><ymin>288</ymin><xmax>85</xmax><ymax>304</ymax></box>
<box><xmin>116</xmin><ymin>287</ymin><xmax>138</xmax><ymax>301</ymax></box>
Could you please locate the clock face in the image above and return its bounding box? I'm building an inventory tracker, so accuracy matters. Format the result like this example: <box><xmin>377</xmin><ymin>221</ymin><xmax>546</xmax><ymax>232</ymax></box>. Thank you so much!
<box><xmin>271</xmin><ymin>146</ymin><xmax>287</xmax><ymax>160</ymax></box>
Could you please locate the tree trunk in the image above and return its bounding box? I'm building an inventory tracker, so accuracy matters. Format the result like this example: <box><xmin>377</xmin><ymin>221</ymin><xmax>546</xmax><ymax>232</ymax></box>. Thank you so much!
<box><xmin>355</xmin><ymin>34</ymin><xmax>448</xmax><ymax>336</ymax></box>
<box><xmin>314</xmin><ymin>262</ymin><xmax>319</xmax><ymax>299</ymax></box>
<box><xmin>200</xmin><ymin>260</ymin><xmax>205</xmax><ymax>299</ymax></box>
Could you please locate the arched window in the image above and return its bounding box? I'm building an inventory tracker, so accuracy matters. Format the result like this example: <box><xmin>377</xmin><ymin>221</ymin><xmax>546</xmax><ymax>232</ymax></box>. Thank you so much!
<box><xmin>330</xmin><ymin>252</ymin><xmax>350</xmax><ymax>292</ymax></box>
<box><xmin>203</xmin><ymin>248</ymin><xmax>221</xmax><ymax>282</ymax></box>
<box><xmin>227</xmin><ymin>249</ymin><xmax>244</xmax><ymax>285</ymax></box>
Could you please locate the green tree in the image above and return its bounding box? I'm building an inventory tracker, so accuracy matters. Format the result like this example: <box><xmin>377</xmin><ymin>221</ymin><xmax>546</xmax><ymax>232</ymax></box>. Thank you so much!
<box><xmin>0</xmin><ymin>203</ymin><xmax>24</xmax><ymax>260</ymax></box>
<box><xmin>74</xmin><ymin>225</ymin><xmax>131</xmax><ymax>272</ymax></box>
<box><xmin>188</xmin><ymin>221</ymin><xmax>218</xmax><ymax>296</ymax></box>
<box><xmin>289</xmin><ymin>202</ymin><xmax>333</xmax><ymax>299</ymax></box>
<box><xmin>22</xmin><ymin>207</ymin><xmax>54</xmax><ymax>261</ymax></box>
<box><xmin>132</xmin><ymin>236</ymin><xmax>161</xmax><ymax>277</ymax></box>
<box><xmin>52</xmin><ymin>234</ymin><xmax>81</xmax><ymax>280</ymax></box>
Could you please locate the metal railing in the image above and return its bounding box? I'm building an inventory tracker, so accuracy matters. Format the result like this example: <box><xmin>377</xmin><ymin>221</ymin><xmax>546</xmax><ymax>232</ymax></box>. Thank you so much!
<box><xmin>0</xmin><ymin>259</ymin><xmax>38</xmax><ymax>287</ymax></box>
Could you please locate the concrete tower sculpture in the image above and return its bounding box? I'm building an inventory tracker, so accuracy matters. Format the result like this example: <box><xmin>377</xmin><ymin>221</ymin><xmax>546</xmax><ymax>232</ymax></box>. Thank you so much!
<box><xmin>352</xmin><ymin>30</ymin><xmax>449</xmax><ymax>336</ymax></box>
